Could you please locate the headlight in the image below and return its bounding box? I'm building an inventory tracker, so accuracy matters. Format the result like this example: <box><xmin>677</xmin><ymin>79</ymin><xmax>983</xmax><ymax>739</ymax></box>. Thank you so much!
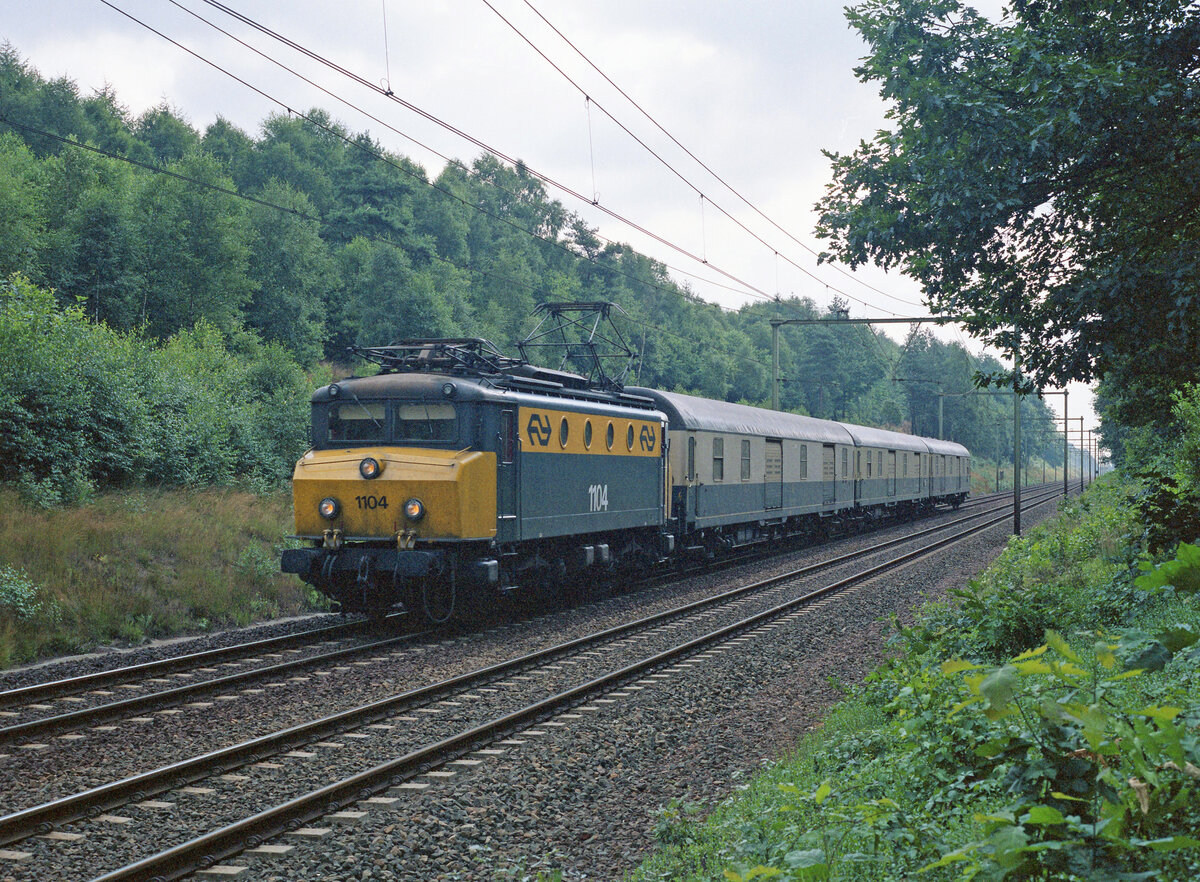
<box><xmin>403</xmin><ymin>498</ymin><xmax>425</xmax><ymax>521</ymax></box>
<box><xmin>359</xmin><ymin>457</ymin><xmax>382</xmax><ymax>479</ymax></box>
<box><xmin>318</xmin><ymin>497</ymin><xmax>341</xmax><ymax>520</ymax></box>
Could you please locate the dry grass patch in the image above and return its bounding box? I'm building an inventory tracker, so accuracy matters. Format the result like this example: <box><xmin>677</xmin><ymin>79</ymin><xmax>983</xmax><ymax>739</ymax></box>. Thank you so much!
<box><xmin>0</xmin><ymin>487</ymin><xmax>319</xmax><ymax>667</ymax></box>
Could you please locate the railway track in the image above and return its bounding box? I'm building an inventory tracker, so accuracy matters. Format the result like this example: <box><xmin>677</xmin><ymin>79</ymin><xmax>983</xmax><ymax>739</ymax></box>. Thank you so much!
<box><xmin>0</xmin><ymin>615</ymin><xmax>400</xmax><ymax>710</ymax></box>
<box><xmin>0</xmin><ymin>485</ymin><xmax>1056</xmax><ymax>747</ymax></box>
<box><xmin>0</xmin><ymin>485</ymin><xmax>1064</xmax><ymax>880</ymax></box>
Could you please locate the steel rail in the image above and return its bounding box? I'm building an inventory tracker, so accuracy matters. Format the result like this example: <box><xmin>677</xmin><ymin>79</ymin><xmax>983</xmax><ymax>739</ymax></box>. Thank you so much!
<box><xmin>0</xmin><ymin>616</ymin><xmax>396</xmax><ymax>709</ymax></box>
<box><xmin>0</xmin><ymin>628</ymin><xmax>425</xmax><ymax>744</ymax></box>
<box><xmin>0</xmin><ymin>486</ymin><xmax>1024</xmax><ymax>713</ymax></box>
<box><xmin>90</xmin><ymin>487</ymin><xmax>1064</xmax><ymax>882</ymax></box>
<box><xmin>0</xmin><ymin>486</ymin><xmax>1061</xmax><ymax>849</ymax></box>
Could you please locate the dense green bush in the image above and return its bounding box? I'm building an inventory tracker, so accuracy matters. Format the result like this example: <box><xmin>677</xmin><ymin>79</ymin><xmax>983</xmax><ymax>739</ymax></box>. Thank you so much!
<box><xmin>1122</xmin><ymin>385</ymin><xmax>1200</xmax><ymax>553</ymax></box>
<box><xmin>909</xmin><ymin>481</ymin><xmax>1144</xmax><ymax>662</ymax></box>
<box><xmin>635</xmin><ymin>478</ymin><xmax>1200</xmax><ymax>882</ymax></box>
<box><xmin>0</xmin><ymin>564</ymin><xmax>59</xmax><ymax>622</ymax></box>
<box><xmin>0</xmin><ymin>275</ymin><xmax>311</xmax><ymax>504</ymax></box>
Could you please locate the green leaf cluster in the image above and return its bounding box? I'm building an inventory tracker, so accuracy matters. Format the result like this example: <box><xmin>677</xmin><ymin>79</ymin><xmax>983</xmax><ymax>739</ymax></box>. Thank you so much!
<box><xmin>0</xmin><ymin>276</ymin><xmax>312</xmax><ymax>503</ymax></box>
<box><xmin>633</xmin><ymin>477</ymin><xmax>1200</xmax><ymax>882</ymax></box>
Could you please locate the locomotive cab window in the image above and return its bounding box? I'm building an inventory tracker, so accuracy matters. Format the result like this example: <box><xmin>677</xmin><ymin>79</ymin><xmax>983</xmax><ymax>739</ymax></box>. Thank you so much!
<box><xmin>328</xmin><ymin>402</ymin><xmax>386</xmax><ymax>443</ymax></box>
<box><xmin>396</xmin><ymin>402</ymin><xmax>457</xmax><ymax>441</ymax></box>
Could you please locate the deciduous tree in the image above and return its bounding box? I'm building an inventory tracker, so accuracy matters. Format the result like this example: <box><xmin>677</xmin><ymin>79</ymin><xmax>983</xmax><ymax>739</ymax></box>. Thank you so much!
<box><xmin>816</xmin><ymin>0</ymin><xmax>1200</xmax><ymax>404</ymax></box>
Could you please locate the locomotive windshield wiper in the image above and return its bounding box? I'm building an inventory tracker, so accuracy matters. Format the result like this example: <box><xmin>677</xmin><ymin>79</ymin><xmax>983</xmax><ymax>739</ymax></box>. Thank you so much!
<box><xmin>421</xmin><ymin>403</ymin><xmax>437</xmax><ymax>440</ymax></box>
<box><xmin>345</xmin><ymin>387</ymin><xmax>384</xmax><ymax>434</ymax></box>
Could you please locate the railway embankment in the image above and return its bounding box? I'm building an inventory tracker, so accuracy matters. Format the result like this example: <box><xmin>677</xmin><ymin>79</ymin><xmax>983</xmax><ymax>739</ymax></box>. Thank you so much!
<box><xmin>634</xmin><ymin>475</ymin><xmax>1200</xmax><ymax>881</ymax></box>
<box><xmin>0</xmin><ymin>487</ymin><xmax>315</xmax><ymax>669</ymax></box>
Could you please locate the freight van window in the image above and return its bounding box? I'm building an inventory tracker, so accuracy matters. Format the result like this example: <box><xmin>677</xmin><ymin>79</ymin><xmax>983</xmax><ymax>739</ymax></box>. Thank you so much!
<box><xmin>328</xmin><ymin>402</ymin><xmax>386</xmax><ymax>442</ymax></box>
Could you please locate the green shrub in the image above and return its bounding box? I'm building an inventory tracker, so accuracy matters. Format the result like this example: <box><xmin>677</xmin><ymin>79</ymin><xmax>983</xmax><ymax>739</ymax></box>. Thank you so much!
<box><xmin>902</xmin><ymin>478</ymin><xmax>1143</xmax><ymax>662</ymax></box>
<box><xmin>0</xmin><ymin>564</ymin><xmax>60</xmax><ymax>622</ymax></box>
<box><xmin>0</xmin><ymin>275</ymin><xmax>312</xmax><ymax>502</ymax></box>
<box><xmin>1125</xmin><ymin>385</ymin><xmax>1200</xmax><ymax>553</ymax></box>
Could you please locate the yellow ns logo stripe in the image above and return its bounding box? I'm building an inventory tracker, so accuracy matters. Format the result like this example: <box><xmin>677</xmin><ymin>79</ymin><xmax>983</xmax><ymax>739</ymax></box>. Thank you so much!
<box><xmin>519</xmin><ymin>407</ymin><xmax>659</xmax><ymax>456</ymax></box>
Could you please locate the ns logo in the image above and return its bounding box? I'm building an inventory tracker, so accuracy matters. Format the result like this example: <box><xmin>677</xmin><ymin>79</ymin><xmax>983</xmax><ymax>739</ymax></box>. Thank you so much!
<box><xmin>525</xmin><ymin>411</ymin><xmax>658</xmax><ymax>453</ymax></box>
<box><xmin>639</xmin><ymin>425</ymin><xmax>656</xmax><ymax>452</ymax></box>
<box><xmin>526</xmin><ymin>413</ymin><xmax>553</xmax><ymax>447</ymax></box>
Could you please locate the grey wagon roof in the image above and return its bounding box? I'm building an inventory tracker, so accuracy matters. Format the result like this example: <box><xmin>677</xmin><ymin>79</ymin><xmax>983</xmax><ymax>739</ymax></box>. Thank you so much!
<box><xmin>923</xmin><ymin>437</ymin><xmax>971</xmax><ymax>457</ymax></box>
<box><xmin>836</xmin><ymin>423</ymin><xmax>928</xmax><ymax>453</ymax></box>
<box><xmin>626</xmin><ymin>388</ymin><xmax>855</xmax><ymax>444</ymax></box>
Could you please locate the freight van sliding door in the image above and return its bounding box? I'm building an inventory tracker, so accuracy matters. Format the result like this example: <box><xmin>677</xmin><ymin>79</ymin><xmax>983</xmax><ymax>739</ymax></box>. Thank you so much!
<box><xmin>764</xmin><ymin>439</ymin><xmax>783</xmax><ymax>509</ymax></box>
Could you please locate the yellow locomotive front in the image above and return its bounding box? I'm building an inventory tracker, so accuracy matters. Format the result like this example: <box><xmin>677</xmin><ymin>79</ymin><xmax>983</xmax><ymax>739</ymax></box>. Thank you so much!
<box><xmin>282</xmin><ymin>372</ymin><xmax>500</xmax><ymax>621</ymax></box>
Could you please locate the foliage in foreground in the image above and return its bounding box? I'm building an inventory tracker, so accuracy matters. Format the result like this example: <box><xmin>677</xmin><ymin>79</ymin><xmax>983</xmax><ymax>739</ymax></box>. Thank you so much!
<box><xmin>1116</xmin><ymin>383</ymin><xmax>1200</xmax><ymax>553</ymax></box>
<box><xmin>634</xmin><ymin>478</ymin><xmax>1200</xmax><ymax>880</ymax></box>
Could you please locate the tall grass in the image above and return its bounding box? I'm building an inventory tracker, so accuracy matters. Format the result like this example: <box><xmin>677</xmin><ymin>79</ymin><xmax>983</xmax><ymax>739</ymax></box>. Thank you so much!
<box><xmin>0</xmin><ymin>487</ymin><xmax>318</xmax><ymax>667</ymax></box>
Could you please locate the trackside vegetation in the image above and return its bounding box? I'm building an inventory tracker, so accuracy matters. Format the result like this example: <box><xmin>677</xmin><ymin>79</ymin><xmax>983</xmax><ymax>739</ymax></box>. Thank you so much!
<box><xmin>0</xmin><ymin>275</ymin><xmax>315</xmax><ymax>505</ymax></box>
<box><xmin>0</xmin><ymin>486</ymin><xmax>315</xmax><ymax>667</ymax></box>
<box><xmin>633</xmin><ymin>476</ymin><xmax>1200</xmax><ymax>881</ymax></box>
<box><xmin>0</xmin><ymin>277</ymin><xmax>322</xmax><ymax>664</ymax></box>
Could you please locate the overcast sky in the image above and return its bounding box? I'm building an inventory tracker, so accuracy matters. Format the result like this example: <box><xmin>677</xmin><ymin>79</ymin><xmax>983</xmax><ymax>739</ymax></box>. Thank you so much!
<box><xmin>0</xmin><ymin>0</ymin><xmax>1098</xmax><ymax>434</ymax></box>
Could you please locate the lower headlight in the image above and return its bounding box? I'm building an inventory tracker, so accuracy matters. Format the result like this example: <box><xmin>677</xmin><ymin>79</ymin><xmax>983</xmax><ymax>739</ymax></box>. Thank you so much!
<box><xmin>359</xmin><ymin>457</ymin><xmax>382</xmax><ymax>479</ymax></box>
<box><xmin>318</xmin><ymin>497</ymin><xmax>341</xmax><ymax>520</ymax></box>
<box><xmin>403</xmin><ymin>498</ymin><xmax>425</xmax><ymax>521</ymax></box>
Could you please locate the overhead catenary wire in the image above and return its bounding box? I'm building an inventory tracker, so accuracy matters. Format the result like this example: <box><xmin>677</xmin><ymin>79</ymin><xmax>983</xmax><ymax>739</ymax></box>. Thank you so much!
<box><xmin>157</xmin><ymin>0</ymin><xmax>760</xmax><ymax>311</ymax></box>
<box><xmin>142</xmin><ymin>0</ymin><xmax>869</xmax><ymax>328</ymax></box>
<box><xmin>379</xmin><ymin>0</ymin><xmax>393</xmax><ymax>94</ymax></box>
<box><xmin>169</xmin><ymin>0</ymin><xmax>926</xmax><ymax>328</ymax></box>
<box><xmin>189</xmin><ymin>0</ymin><xmax>787</xmax><ymax>306</ymax></box>
<box><xmin>481</xmin><ymin>0</ymin><xmax>922</xmax><ymax>312</ymax></box>
<box><xmin>95</xmin><ymin>0</ymin><xmax>947</xmax><ymax>383</ymax></box>
<box><xmin>102</xmin><ymin>0</ymin><xmax>777</xmax><ymax>316</ymax></box>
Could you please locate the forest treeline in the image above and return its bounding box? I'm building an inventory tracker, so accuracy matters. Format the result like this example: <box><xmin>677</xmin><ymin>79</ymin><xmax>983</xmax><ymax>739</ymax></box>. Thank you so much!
<box><xmin>0</xmin><ymin>44</ymin><xmax>1070</xmax><ymax>501</ymax></box>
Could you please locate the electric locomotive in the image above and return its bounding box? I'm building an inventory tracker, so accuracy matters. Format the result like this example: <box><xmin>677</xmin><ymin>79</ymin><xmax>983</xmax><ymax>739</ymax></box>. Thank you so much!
<box><xmin>281</xmin><ymin>336</ymin><xmax>672</xmax><ymax>622</ymax></box>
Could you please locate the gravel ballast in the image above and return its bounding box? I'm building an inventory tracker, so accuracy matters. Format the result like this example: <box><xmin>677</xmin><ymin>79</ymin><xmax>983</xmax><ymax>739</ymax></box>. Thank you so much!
<box><xmin>0</xmin><ymin>493</ymin><xmax>1063</xmax><ymax>880</ymax></box>
<box><xmin>229</xmin><ymin>500</ymin><xmax>1062</xmax><ymax>881</ymax></box>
